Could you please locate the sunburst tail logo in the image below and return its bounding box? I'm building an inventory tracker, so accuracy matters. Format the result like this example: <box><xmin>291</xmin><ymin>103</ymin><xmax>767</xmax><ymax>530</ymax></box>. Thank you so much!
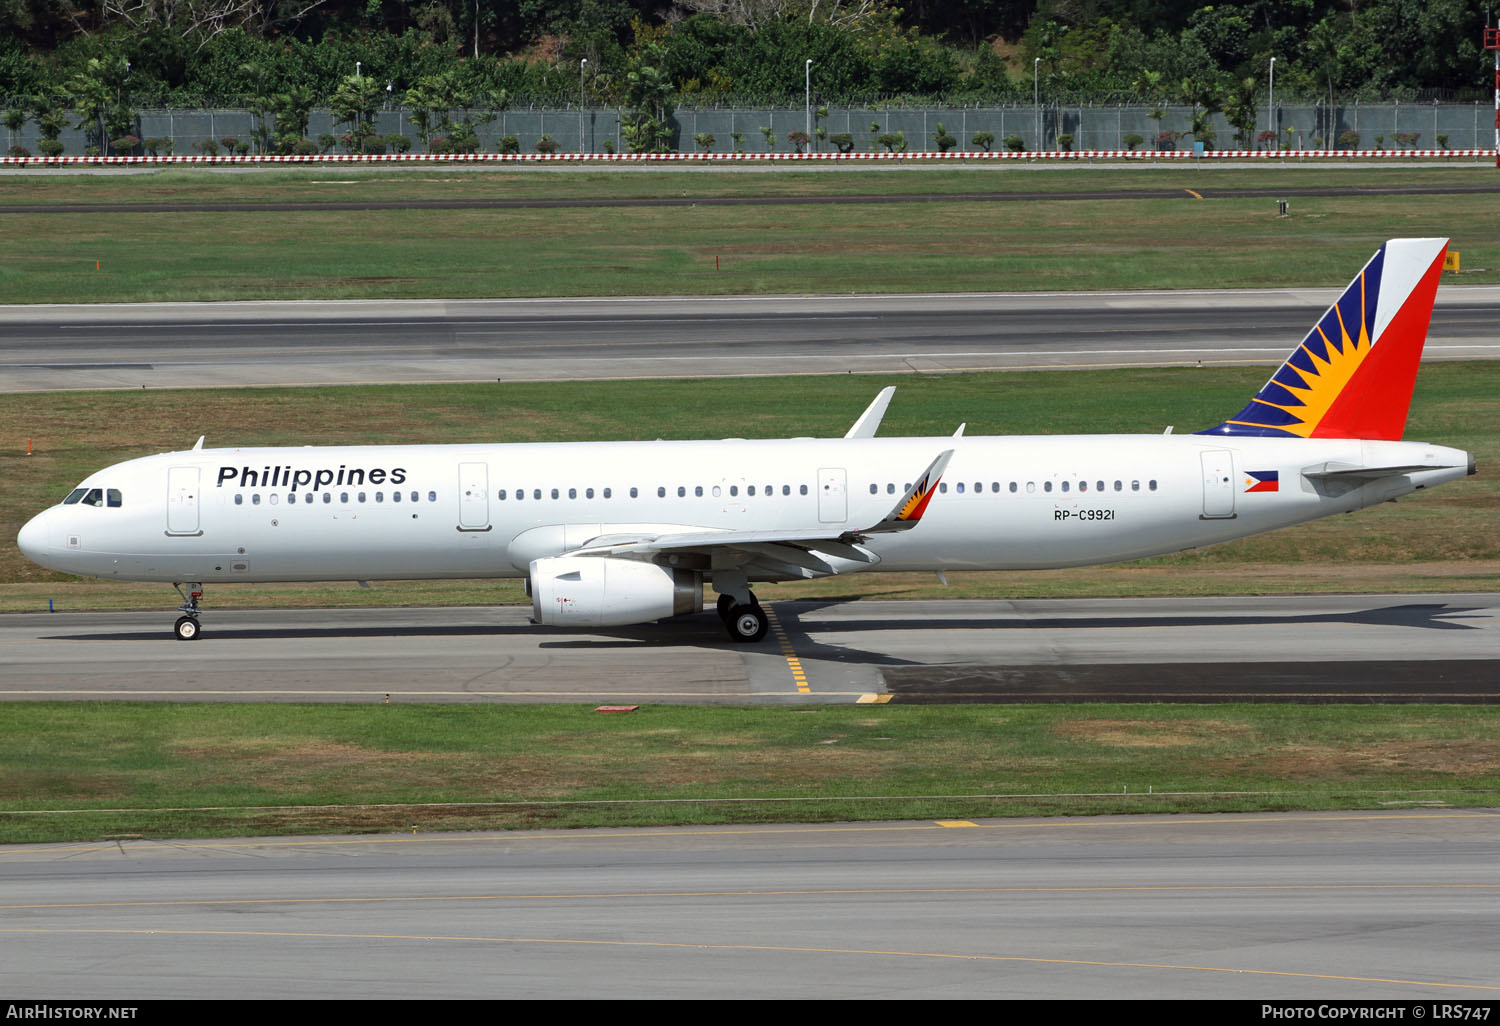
<box><xmin>1199</xmin><ymin>238</ymin><xmax>1448</xmax><ymax>442</ymax></box>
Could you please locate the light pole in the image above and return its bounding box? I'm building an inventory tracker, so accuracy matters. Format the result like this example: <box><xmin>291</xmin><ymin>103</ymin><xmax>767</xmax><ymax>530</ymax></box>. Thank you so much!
<box><xmin>1033</xmin><ymin>58</ymin><xmax>1040</xmax><ymax>150</ymax></box>
<box><xmin>1268</xmin><ymin>57</ymin><xmax>1275</xmax><ymax>149</ymax></box>
<box><xmin>580</xmin><ymin>59</ymin><xmax>588</xmax><ymax>154</ymax></box>
<box><xmin>355</xmin><ymin>61</ymin><xmax>361</xmax><ymax>81</ymax></box>
<box><xmin>805</xmin><ymin>60</ymin><xmax>812</xmax><ymax>149</ymax></box>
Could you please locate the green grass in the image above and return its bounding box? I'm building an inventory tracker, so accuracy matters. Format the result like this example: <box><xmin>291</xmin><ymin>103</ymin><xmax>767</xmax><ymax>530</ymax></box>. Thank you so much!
<box><xmin>2</xmin><ymin>702</ymin><xmax>1496</xmax><ymax>843</ymax></box>
<box><xmin>4</xmin><ymin>365</ymin><xmax>1496</xmax><ymax>609</ymax></box>
<box><xmin>2</xmin><ymin>165</ymin><xmax>1499</xmax><ymax>302</ymax></box>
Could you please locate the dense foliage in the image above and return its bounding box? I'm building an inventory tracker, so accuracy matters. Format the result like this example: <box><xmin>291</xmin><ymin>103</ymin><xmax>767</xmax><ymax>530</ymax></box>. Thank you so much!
<box><xmin>0</xmin><ymin>1</ymin><xmax>1492</xmax><ymax>112</ymax></box>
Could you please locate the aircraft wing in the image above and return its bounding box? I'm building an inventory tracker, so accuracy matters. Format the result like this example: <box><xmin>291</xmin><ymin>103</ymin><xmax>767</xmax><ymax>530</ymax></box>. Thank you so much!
<box><xmin>568</xmin><ymin>448</ymin><xmax>953</xmax><ymax>578</ymax></box>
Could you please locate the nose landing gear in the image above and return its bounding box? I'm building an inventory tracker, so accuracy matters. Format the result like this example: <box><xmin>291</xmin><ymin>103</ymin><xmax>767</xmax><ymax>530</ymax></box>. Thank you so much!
<box><xmin>172</xmin><ymin>583</ymin><xmax>203</xmax><ymax>641</ymax></box>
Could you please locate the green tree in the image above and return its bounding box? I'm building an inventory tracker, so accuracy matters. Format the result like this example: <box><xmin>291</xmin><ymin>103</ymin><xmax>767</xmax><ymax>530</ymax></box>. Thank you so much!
<box><xmin>65</xmin><ymin>57</ymin><xmax>133</xmax><ymax>155</ymax></box>
<box><xmin>1179</xmin><ymin>76</ymin><xmax>1221</xmax><ymax>149</ymax></box>
<box><xmin>329</xmin><ymin>74</ymin><xmax>381</xmax><ymax>153</ymax></box>
<box><xmin>3</xmin><ymin>108</ymin><xmax>25</xmax><ymax>152</ymax></box>
<box><xmin>1223</xmin><ymin>76</ymin><xmax>1258</xmax><ymax>150</ymax></box>
<box><xmin>271</xmin><ymin>85</ymin><xmax>316</xmax><ymax>154</ymax></box>
<box><xmin>622</xmin><ymin>44</ymin><xmax>675</xmax><ymax>154</ymax></box>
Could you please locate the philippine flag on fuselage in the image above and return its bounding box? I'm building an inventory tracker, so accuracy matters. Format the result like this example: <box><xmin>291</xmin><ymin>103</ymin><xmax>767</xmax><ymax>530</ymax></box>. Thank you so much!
<box><xmin>1245</xmin><ymin>470</ymin><xmax>1279</xmax><ymax>493</ymax></box>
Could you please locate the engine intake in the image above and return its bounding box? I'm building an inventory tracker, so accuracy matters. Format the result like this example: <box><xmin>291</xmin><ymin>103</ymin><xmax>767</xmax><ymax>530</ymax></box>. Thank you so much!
<box><xmin>530</xmin><ymin>556</ymin><xmax>703</xmax><ymax>627</ymax></box>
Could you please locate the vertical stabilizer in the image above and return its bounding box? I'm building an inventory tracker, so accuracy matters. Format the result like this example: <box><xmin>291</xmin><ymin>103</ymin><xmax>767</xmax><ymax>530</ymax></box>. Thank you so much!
<box><xmin>1199</xmin><ymin>238</ymin><xmax>1448</xmax><ymax>441</ymax></box>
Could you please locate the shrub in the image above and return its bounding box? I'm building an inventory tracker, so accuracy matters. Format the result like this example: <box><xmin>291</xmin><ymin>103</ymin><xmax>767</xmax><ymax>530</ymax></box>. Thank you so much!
<box><xmin>1122</xmin><ymin>132</ymin><xmax>1143</xmax><ymax>151</ymax></box>
<box><xmin>693</xmin><ymin>132</ymin><xmax>715</xmax><ymax>153</ymax></box>
<box><xmin>144</xmin><ymin>137</ymin><xmax>172</xmax><ymax>156</ymax></box>
<box><xmin>1155</xmin><ymin>131</ymin><xmax>1177</xmax><ymax>151</ymax></box>
<box><xmin>37</xmin><ymin>138</ymin><xmax>63</xmax><ymax>157</ymax></box>
<box><xmin>730</xmin><ymin>131</ymin><xmax>744</xmax><ymax>153</ymax></box>
<box><xmin>1056</xmin><ymin>133</ymin><xmax>1074</xmax><ymax>152</ymax></box>
<box><xmin>932</xmin><ymin>122</ymin><xmax>956</xmax><ymax>152</ymax></box>
<box><xmin>360</xmin><ymin>133</ymin><xmax>385</xmax><ymax>154</ymax></box>
<box><xmin>220</xmin><ymin>137</ymin><xmax>238</xmax><ymax>152</ymax></box>
<box><xmin>535</xmin><ymin>135</ymin><xmax>560</xmax><ymax>154</ymax></box>
<box><xmin>1256</xmin><ymin>130</ymin><xmax>1277</xmax><ymax>150</ymax></box>
<box><xmin>830</xmin><ymin>132</ymin><xmax>853</xmax><ymax>153</ymax></box>
<box><xmin>194</xmin><ymin>138</ymin><xmax>220</xmax><ymax>156</ymax></box>
<box><xmin>317</xmin><ymin>133</ymin><xmax>337</xmax><ymax>154</ymax></box>
<box><xmin>9</xmin><ymin>145</ymin><xmax>30</xmax><ymax>157</ymax></box>
<box><xmin>971</xmin><ymin>131</ymin><xmax>994</xmax><ymax>152</ymax></box>
<box><xmin>110</xmin><ymin>135</ymin><xmax>141</xmax><ymax>155</ymax></box>
<box><xmin>1337</xmin><ymin>130</ymin><xmax>1360</xmax><ymax>149</ymax></box>
<box><xmin>498</xmin><ymin>135</ymin><xmax>520</xmax><ymax>155</ymax></box>
<box><xmin>84</xmin><ymin>145</ymin><xmax>101</xmax><ymax>157</ymax></box>
<box><xmin>293</xmin><ymin>138</ymin><xmax>318</xmax><ymax>156</ymax></box>
<box><xmin>602</xmin><ymin>139</ymin><xmax>615</xmax><ymax>154</ymax></box>
<box><xmin>1003</xmin><ymin>134</ymin><xmax>1024</xmax><ymax>152</ymax></box>
<box><xmin>876</xmin><ymin>131</ymin><xmax>904</xmax><ymax>153</ymax></box>
<box><xmin>786</xmin><ymin>129</ymin><xmax>810</xmax><ymax>153</ymax></box>
<box><xmin>1374</xmin><ymin>135</ymin><xmax>1384</xmax><ymax>149</ymax></box>
<box><xmin>385</xmin><ymin>134</ymin><xmax>411</xmax><ymax>154</ymax></box>
<box><xmin>1436</xmin><ymin>133</ymin><xmax>1449</xmax><ymax>149</ymax></box>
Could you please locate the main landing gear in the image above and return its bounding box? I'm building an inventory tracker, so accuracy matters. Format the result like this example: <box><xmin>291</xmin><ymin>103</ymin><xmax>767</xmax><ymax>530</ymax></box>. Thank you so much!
<box><xmin>716</xmin><ymin>591</ymin><xmax>768</xmax><ymax>644</ymax></box>
<box><xmin>172</xmin><ymin>583</ymin><xmax>203</xmax><ymax>641</ymax></box>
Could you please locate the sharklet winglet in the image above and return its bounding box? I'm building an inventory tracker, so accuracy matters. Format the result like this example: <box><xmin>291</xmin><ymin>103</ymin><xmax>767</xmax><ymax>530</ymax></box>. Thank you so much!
<box><xmin>862</xmin><ymin>449</ymin><xmax>954</xmax><ymax>534</ymax></box>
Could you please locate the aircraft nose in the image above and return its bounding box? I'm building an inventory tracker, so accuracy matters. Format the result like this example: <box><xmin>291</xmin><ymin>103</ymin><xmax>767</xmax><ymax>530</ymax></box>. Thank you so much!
<box><xmin>16</xmin><ymin>509</ymin><xmax>55</xmax><ymax>565</ymax></box>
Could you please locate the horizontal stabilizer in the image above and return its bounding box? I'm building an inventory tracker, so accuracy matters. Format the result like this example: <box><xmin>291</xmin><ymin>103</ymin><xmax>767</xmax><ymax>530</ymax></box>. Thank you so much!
<box><xmin>1303</xmin><ymin>459</ymin><xmax>1467</xmax><ymax>481</ymax></box>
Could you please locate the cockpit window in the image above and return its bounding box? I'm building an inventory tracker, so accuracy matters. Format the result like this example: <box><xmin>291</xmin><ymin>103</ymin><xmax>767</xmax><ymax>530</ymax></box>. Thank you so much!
<box><xmin>81</xmin><ymin>488</ymin><xmax>104</xmax><ymax>507</ymax></box>
<box><xmin>63</xmin><ymin>488</ymin><xmax>87</xmax><ymax>505</ymax></box>
<box><xmin>107</xmin><ymin>489</ymin><xmax>122</xmax><ymax>508</ymax></box>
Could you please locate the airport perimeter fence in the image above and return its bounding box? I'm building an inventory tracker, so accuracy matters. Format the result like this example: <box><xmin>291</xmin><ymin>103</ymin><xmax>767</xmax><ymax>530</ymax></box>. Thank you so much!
<box><xmin>3</xmin><ymin>101</ymin><xmax>1498</xmax><ymax>159</ymax></box>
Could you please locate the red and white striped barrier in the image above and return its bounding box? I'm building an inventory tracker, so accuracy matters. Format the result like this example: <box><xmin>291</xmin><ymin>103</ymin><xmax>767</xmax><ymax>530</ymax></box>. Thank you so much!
<box><xmin>0</xmin><ymin>148</ymin><xmax>1492</xmax><ymax>166</ymax></box>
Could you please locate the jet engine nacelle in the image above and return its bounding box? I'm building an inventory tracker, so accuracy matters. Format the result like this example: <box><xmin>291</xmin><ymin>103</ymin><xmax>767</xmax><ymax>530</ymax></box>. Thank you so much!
<box><xmin>530</xmin><ymin>556</ymin><xmax>703</xmax><ymax>627</ymax></box>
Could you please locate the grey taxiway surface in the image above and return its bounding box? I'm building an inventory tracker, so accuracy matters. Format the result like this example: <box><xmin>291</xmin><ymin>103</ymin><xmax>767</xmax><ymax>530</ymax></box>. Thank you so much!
<box><xmin>3</xmin><ymin>287</ymin><xmax>1500</xmax><ymax>392</ymax></box>
<box><xmin>2</xmin><ymin>594</ymin><xmax>1495</xmax><ymax>703</ymax></box>
<box><xmin>3</xmin><ymin>810</ymin><xmax>1496</xmax><ymax>999</ymax></box>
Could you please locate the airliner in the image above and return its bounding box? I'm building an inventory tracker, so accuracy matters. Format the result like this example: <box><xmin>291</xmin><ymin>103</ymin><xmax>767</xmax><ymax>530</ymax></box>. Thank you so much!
<box><xmin>17</xmin><ymin>238</ymin><xmax>1475</xmax><ymax>643</ymax></box>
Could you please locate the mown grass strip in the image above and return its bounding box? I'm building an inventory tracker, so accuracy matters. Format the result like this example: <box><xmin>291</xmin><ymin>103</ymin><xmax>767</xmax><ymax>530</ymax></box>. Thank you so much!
<box><xmin>3</xmin><ymin>166</ymin><xmax>1499</xmax><ymax>302</ymax></box>
<box><xmin>1</xmin><ymin>702</ymin><xmax>1496</xmax><ymax>843</ymax></box>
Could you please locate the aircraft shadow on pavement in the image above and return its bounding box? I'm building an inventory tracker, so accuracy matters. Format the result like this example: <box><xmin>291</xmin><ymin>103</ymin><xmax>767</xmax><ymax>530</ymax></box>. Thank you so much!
<box><xmin>40</xmin><ymin>601</ymin><xmax>1486</xmax><ymax>659</ymax></box>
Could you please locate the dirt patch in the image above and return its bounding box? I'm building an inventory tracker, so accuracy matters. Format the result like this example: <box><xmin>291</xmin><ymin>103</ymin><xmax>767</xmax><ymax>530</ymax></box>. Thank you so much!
<box><xmin>1055</xmin><ymin>718</ymin><xmax>1252</xmax><ymax>749</ymax></box>
<box><xmin>1252</xmin><ymin>740</ymin><xmax>1500</xmax><ymax>779</ymax></box>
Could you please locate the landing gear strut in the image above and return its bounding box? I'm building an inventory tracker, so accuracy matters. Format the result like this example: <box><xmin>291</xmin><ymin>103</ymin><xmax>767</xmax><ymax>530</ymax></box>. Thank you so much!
<box><xmin>172</xmin><ymin>583</ymin><xmax>203</xmax><ymax>641</ymax></box>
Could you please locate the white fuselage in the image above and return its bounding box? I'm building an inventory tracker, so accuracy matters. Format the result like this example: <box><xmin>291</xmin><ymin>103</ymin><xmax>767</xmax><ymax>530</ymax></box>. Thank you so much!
<box><xmin>18</xmin><ymin>433</ymin><xmax>1473</xmax><ymax>585</ymax></box>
